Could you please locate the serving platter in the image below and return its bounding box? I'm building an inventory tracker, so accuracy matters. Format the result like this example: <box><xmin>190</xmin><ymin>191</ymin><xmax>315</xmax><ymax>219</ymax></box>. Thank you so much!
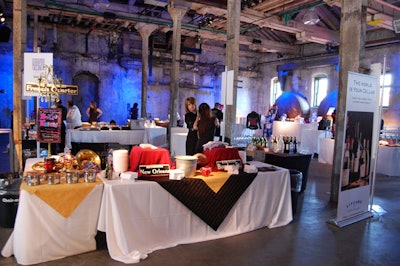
<box><xmin>76</xmin><ymin>149</ymin><xmax>101</xmax><ymax>168</ymax></box>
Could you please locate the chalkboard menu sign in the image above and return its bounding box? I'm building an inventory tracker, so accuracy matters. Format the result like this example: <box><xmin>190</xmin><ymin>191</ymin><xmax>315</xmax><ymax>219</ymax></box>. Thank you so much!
<box><xmin>37</xmin><ymin>108</ymin><xmax>61</xmax><ymax>143</ymax></box>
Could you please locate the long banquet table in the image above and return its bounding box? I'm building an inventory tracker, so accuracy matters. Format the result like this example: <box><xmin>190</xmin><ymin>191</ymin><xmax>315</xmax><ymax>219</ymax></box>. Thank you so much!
<box><xmin>97</xmin><ymin>160</ymin><xmax>293</xmax><ymax>264</ymax></box>
<box><xmin>376</xmin><ymin>145</ymin><xmax>400</xmax><ymax>176</ymax></box>
<box><xmin>318</xmin><ymin>138</ymin><xmax>335</xmax><ymax>164</ymax></box>
<box><xmin>1</xmin><ymin>158</ymin><xmax>104</xmax><ymax>265</ymax></box>
<box><xmin>65</xmin><ymin>125</ymin><xmax>167</xmax><ymax>148</ymax></box>
<box><xmin>272</xmin><ymin>121</ymin><xmax>332</xmax><ymax>154</ymax></box>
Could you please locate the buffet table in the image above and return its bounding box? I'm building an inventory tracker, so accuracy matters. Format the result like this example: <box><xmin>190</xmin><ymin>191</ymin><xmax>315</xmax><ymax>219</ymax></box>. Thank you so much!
<box><xmin>376</xmin><ymin>145</ymin><xmax>400</xmax><ymax>176</ymax></box>
<box><xmin>300</xmin><ymin>129</ymin><xmax>332</xmax><ymax>154</ymax></box>
<box><xmin>272</xmin><ymin>121</ymin><xmax>317</xmax><ymax>140</ymax></box>
<box><xmin>97</xmin><ymin>161</ymin><xmax>292</xmax><ymax>264</ymax></box>
<box><xmin>66</xmin><ymin>126</ymin><xmax>167</xmax><ymax>148</ymax></box>
<box><xmin>143</xmin><ymin>126</ymin><xmax>167</xmax><ymax>147</ymax></box>
<box><xmin>272</xmin><ymin>121</ymin><xmax>324</xmax><ymax>154</ymax></box>
<box><xmin>1</xmin><ymin>158</ymin><xmax>104</xmax><ymax>265</ymax></box>
<box><xmin>318</xmin><ymin>138</ymin><xmax>335</xmax><ymax>164</ymax></box>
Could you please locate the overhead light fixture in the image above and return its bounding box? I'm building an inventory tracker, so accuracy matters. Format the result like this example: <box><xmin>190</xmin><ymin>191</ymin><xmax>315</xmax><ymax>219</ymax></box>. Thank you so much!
<box><xmin>0</xmin><ymin>8</ymin><xmax>5</xmax><ymax>24</ymax></box>
<box><xmin>302</xmin><ymin>8</ymin><xmax>320</xmax><ymax>25</ymax></box>
<box><xmin>94</xmin><ymin>0</ymin><xmax>110</xmax><ymax>11</ymax></box>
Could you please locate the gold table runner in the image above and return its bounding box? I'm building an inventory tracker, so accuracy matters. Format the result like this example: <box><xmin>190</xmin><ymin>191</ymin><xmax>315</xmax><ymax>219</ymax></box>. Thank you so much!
<box><xmin>192</xmin><ymin>171</ymin><xmax>230</xmax><ymax>193</ymax></box>
<box><xmin>21</xmin><ymin>178</ymin><xmax>102</xmax><ymax>218</ymax></box>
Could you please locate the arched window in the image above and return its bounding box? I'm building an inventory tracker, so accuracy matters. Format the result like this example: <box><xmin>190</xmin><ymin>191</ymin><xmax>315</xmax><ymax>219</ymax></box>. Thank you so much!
<box><xmin>270</xmin><ymin>77</ymin><xmax>282</xmax><ymax>106</ymax></box>
<box><xmin>380</xmin><ymin>72</ymin><xmax>391</xmax><ymax>108</ymax></box>
<box><xmin>312</xmin><ymin>75</ymin><xmax>328</xmax><ymax>107</ymax></box>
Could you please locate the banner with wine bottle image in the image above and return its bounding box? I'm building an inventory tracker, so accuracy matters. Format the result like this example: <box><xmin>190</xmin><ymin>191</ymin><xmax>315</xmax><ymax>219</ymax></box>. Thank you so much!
<box><xmin>334</xmin><ymin>71</ymin><xmax>379</xmax><ymax>226</ymax></box>
<box><xmin>341</xmin><ymin>111</ymin><xmax>373</xmax><ymax>191</ymax></box>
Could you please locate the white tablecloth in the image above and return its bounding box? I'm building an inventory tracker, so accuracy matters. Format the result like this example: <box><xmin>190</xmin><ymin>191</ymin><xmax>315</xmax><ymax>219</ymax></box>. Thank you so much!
<box><xmin>300</xmin><ymin>129</ymin><xmax>332</xmax><ymax>154</ymax></box>
<box><xmin>66</xmin><ymin>126</ymin><xmax>167</xmax><ymax>148</ymax></box>
<box><xmin>170</xmin><ymin>127</ymin><xmax>188</xmax><ymax>156</ymax></box>
<box><xmin>143</xmin><ymin>126</ymin><xmax>167</xmax><ymax>147</ymax></box>
<box><xmin>272</xmin><ymin>121</ymin><xmax>318</xmax><ymax>141</ymax></box>
<box><xmin>97</xmin><ymin>161</ymin><xmax>292</xmax><ymax>264</ymax></box>
<box><xmin>376</xmin><ymin>146</ymin><xmax>400</xmax><ymax>176</ymax></box>
<box><xmin>318</xmin><ymin>138</ymin><xmax>335</xmax><ymax>164</ymax></box>
<box><xmin>1</xmin><ymin>158</ymin><xmax>104</xmax><ymax>265</ymax></box>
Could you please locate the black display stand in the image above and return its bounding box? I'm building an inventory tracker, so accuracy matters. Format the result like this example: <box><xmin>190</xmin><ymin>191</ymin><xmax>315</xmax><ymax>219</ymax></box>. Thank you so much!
<box><xmin>264</xmin><ymin>152</ymin><xmax>312</xmax><ymax>193</ymax></box>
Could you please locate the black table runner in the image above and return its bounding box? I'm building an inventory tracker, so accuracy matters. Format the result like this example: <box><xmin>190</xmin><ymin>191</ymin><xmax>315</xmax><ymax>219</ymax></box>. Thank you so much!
<box><xmin>139</xmin><ymin>172</ymin><xmax>258</xmax><ymax>231</ymax></box>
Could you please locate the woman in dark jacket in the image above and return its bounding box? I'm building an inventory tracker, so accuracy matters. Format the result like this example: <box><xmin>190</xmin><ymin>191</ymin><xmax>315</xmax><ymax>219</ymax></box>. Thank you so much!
<box><xmin>194</xmin><ymin>103</ymin><xmax>218</xmax><ymax>153</ymax></box>
<box><xmin>184</xmin><ymin>97</ymin><xmax>198</xmax><ymax>155</ymax></box>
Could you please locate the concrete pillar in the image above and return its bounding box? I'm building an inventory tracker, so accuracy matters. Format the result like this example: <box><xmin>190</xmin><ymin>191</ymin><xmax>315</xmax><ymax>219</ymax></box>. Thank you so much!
<box><xmin>136</xmin><ymin>23</ymin><xmax>158</xmax><ymax>119</ymax></box>
<box><xmin>168</xmin><ymin>1</ymin><xmax>188</xmax><ymax>146</ymax></box>
<box><xmin>33</xmin><ymin>12</ymin><xmax>39</xmax><ymax>52</ymax></box>
<box><xmin>225</xmin><ymin>0</ymin><xmax>241</xmax><ymax>141</ymax></box>
<box><xmin>330</xmin><ymin>0</ymin><xmax>366</xmax><ymax>202</ymax></box>
<box><xmin>13</xmin><ymin>0</ymin><xmax>27</xmax><ymax>172</ymax></box>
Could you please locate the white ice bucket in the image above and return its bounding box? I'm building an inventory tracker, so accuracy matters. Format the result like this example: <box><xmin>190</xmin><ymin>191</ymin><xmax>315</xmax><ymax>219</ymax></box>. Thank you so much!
<box><xmin>175</xmin><ymin>155</ymin><xmax>198</xmax><ymax>178</ymax></box>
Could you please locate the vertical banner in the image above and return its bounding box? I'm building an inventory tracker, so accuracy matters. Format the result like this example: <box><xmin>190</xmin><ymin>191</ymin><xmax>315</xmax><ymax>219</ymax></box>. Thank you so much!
<box><xmin>37</xmin><ymin>108</ymin><xmax>61</xmax><ymax>143</ymax></box>
<box><xmin>221</xmin><ymin>69</ymin><xmax>234</xmax><ymax>106</ymax></box>
<box><xmin>23</xmin><ymin>53</ymin><xmax>53</xmax><ymax>97</ymax></box>
<box><xmin>226</xmin><ymin>70</ymin><xmax>234</xmax><ymax>105</ymax></box>
<box><xmin>221</xmin><ymin>69</ymin><xmax>234</xmax><ymax>141</ymax></box>
<box><xmin>334</xmin><ymin>71</ymin><xmax>379</xmax><ymax>227</ymax></box>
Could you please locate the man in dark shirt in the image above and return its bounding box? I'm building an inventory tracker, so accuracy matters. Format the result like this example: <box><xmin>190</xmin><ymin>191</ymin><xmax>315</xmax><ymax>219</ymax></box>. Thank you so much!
<box><xmin>54</xmin><ymin>99</ymin><xmax>68</xmax><ymax>153</ymax></box>
<box><xmin>212</xmin><ymin>103</ymin><xmax>223</xmax><ymax>138</ymax></box>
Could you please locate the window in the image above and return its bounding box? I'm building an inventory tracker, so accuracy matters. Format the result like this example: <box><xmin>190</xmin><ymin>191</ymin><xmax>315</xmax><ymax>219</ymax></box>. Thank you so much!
<box><xmin>270</xmin><ymin>77</ymin><xmax>282</xmax><ymax>106</ymax></box>
<box><xmin>312</xmin><ymin>75</ymin><xmax>328</xmax><ymax>107</ymax></box>
<box><xmin>380</xmin><ymin>73</ymin><xmax>391</xmax><ymax>107</ymax></box>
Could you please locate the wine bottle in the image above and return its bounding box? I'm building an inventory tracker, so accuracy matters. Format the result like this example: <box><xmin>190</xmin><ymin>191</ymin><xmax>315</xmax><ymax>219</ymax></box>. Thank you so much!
<box><xmin>352</xmin><ymin>146</ymin><xmax>359</xmax><ymax>180</ymax></box>
<box><xmin>359</xmin><ymin>139</ymin><xmax>366</xmax><ymax>178</ymax></box>
<box><xmin>293</xmin><ymin>137</ymin><xmax>298</xmax><ymax>154</ymax></box>
<box><xmin>289</xmin><ymin>136</ymin><xmax>293</xmax><ymax>153</ymax></box>
<box><xmin>284</xmin><ymin>136</ymin><xmax>290</xmax><ymax>153</ymax></box>
<box><xmin>277</xmin><ymin>135</ymin><xmax>283</xmax><ymax>153</ymax></box>
<box><xmin>342</xmin><ymin>140</ymin><xmax>350</xmax><ymax>187</ymax></box>
<box><xmin>365</xmin><ymin>139</ymin><xmax>370</xmax><ymax>177</ymax></box>
<box><xmin>261</xmin><ymin>135</ymin><xmax>266</xmax><ymax>148</ymax></box>
<box><xmin>351</xmin><ymin>124</ymin><xmax>360</xmax><ymax>182</ymax></box>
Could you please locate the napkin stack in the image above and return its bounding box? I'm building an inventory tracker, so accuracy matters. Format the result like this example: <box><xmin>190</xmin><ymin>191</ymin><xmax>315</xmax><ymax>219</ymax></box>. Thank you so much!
<box><xmin>169</xmin><ymin>169</ymin><xmax>185</xmax><ymax>180</ymax></box>
<box><xmin>244</xmin><ymin>164</ymin><xmax>258</xmax><ymax>174</ymax></box>
<box><xmin>139</xmin><ymin>143</ymin><xmax>157</xmax><ymax>149</ymax></box>
<box><xmin>120</xmin><ymin>171</ymin><xmax>138</xmax><ymax>181</ymax></box>
<box><xmin>224</xmin><ymin>165</ymin><xmax>239</xmax><ymax>175</ymax></box>
<box><xmin>202</xmin><ymin>141</ymin><xmax>229</xmax><ymax>151</ymax></box>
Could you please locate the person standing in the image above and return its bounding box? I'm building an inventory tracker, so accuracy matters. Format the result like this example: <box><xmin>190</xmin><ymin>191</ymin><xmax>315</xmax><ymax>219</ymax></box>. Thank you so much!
<box><xmin>130</xmin><ymin>102</ymin><xmax>139</xmax><ymax>120</ymax></box>
<box><xmin>212</xmin><ymin>102</ymin><xmax>223</xmax><ymax>139</ymax></box>
<box><xmin>86</xmin><ymin>101</ymin><xmax>103</xmax><ymax>123</ymax></box>
<box><xmin>66</xmin><ymin>100</ymin><xmax>82</xmax><ymax>129</ymax></box>
<box><xmin>184</xmin><ymin>97</ymin><xmax>198</xmax><ymax>155</ymax></box>
<box><xmin>194</xmin><ymin>102</ymin><xmax>218</xmax><ymax>153</ymax></box>
<box><xmin>54</xmin><ymin>99</ymin><xmax>67</xmax><ymax>153</ymax></box>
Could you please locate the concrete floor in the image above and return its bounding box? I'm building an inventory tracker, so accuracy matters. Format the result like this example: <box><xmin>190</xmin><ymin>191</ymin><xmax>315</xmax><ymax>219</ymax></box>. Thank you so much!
<box><xmin>1</xmin><ymin>134</ymin><xmax>400</xmax><ymax>265</ymax></box>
